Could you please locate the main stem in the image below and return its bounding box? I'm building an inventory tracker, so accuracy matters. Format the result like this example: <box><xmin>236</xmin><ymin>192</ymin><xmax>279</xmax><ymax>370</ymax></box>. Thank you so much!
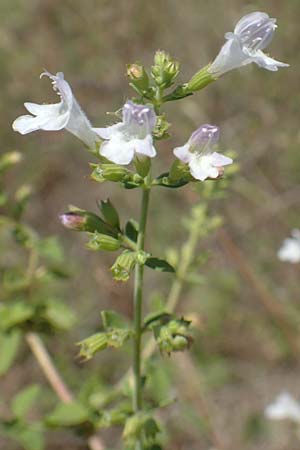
<box><xmin>133</xmin><ymin>187</ymin><xmax>150</xmax><ymax>428</ymax></box>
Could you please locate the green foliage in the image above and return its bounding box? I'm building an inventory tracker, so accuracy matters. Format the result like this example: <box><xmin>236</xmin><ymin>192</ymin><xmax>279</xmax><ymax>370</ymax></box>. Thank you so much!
<box><xmin>46</xmin><ymin>401</ymin><xmax>90</xmax><ymax>427</ymax></box>
<box><xmin>123</xmin><ymin>412</ymin><xmax>160</xmax><ymax>449</ymax></box>
<box><xmin>145</xmin><ymin>257</ymin><xmax>175</xmax><ymax>273</ymax></box>
<box><xmin>0</xmin><ymin>330</ymin><xmax>21</xmax><ymax>375</ymax></box>
<box><xmin>11</xmin><ymin>385</ymin><xmax>41</xmax><ymax>419</ymax></box>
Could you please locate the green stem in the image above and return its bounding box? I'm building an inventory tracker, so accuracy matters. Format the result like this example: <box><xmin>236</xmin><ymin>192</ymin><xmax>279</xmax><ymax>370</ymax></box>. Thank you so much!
<box><xmin>132</xmin><ymin>187</ymin><xmax>151</xmax><ymax>445</ymax></box>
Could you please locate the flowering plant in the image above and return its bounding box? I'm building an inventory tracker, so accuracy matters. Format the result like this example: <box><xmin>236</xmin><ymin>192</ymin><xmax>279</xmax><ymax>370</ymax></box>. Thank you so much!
<box><xmin>12</xmin><ymin>11</ymin><xmax>288</xmax><ymax>450</ymax></box>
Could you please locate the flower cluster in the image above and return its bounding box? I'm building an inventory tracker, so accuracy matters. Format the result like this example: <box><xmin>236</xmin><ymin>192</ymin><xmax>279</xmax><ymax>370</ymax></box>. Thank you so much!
<box><xmin>12</xmin><ymin>12</ymin><xmax>288</xmax><ymax>184</ymax></box>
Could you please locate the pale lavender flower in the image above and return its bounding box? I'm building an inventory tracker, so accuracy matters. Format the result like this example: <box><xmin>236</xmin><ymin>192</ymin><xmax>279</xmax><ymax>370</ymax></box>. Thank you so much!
<box><xmin>12</xmin><ymin>72</ymin><xmax>99</xmax><ymax>148</ymax></box>
<box><xmin>93</xmin><ymin>101</ymin><xmax>156</xmax><ymax>165</ymax></box>
<box><xmin>209</xmin><ymin>12</ymin><xmax>289</xmax><ymax>77</ymax></box>
<box><xmin>265</xmin><ymin>392</ymin><xmax>300</xmax><ymax>423</ymax></box>
<box><xmin>173</xmin><ymin>124</ymin><xmax>232</xmax><ymax>181</ymax></box>
<box><xmin>278</xmin><ymin>229</ymin><xmax>300</xmax><ymax>263</ymax></box>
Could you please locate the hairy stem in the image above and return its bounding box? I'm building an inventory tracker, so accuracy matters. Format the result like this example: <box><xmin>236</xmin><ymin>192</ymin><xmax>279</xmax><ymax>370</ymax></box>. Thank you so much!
<box><xmin>25</xmin><ymin>332</ymin><xmax>105</xmax><ymax>450</ymax></box>
<box><xmin>133</xmin><ymin>187</ymin><xmax>150</xmax><ymax>448</ymax></box>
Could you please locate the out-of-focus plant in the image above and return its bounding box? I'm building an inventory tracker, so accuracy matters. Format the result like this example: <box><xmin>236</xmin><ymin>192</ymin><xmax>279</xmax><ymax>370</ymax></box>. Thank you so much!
<box><xmin>0</xmin><ymin>153</ymin><xmax>107</xmax><ymax>450</ymax></box>
<box><xmin>12</xmin><ymin>10</ymin><xmax>288</xmax><ymax>450</ymax></box>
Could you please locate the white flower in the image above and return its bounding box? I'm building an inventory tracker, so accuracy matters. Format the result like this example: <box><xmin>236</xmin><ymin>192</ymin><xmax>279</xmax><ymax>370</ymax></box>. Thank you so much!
<box><xmin>209</xmin><ymin>11</ymin><xmax>289</xmax><ymax>77</ymax></box>
<box><xmin>278</xmin><ymin>229</ymin><xmax>300</xmax><ymax>263</ymax></box>
<box><xmin>12</xmin><ymin>71</ymin><xmax>99</xmax><ymax>148</ymax></box>
<box><xmin>173</xmin><ymin>124</ymin><xmax>232</xmax><ymax>181</ymax></box>
<box><xmin>265</xmin><ymin>392</ymin><xmax>300</xmax><ymax>423</ymax></box>
<box><xmin>93</xmin><ymin>101</ymin><xmax>156</xmax><ymax>165</ymax></box>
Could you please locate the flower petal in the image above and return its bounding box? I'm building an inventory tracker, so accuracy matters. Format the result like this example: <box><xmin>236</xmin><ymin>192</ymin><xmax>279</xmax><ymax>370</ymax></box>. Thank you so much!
<box><xmin>209</xmin><ymin>38</ymin><xmax>251</xmax><ymax>76</ymax></box>
<box><xmin>93</xmin><ymin>123</ymin><xmax>124</xmax><ymax>139</ymax></box>
<box><xmin>100</xmin><ymin>137</ymin><xmax>135</xmax><ymax>165</ymax></box>
<box><xmin>211</xmin><ymin>152</ymin><xmax>233</xmax><ymax>167</ymax></box>
<box><xmin>265</xmin><ymin>392</ymin><xmax>300</xmax><ymax>422</ymax></box>
<box><xmin>189</xmin><ymin>155</ymin><xmax>219</xmax><ymax>181</ymax></box>
<box><xmin>12</xmin><ymin>107</ymin><xmax>70</xmax><ymax>134</ymax></box>
<box><xmin>278</xmin><ymin>238</ymin><xmax>300</xmax><ymax>263</ymax></box>
<box><xmin>134</xmin><ymin>136</ymin><xmax>156</xmax><ymax>158</ymax></box>
<box><xmin>173</xmin><ymin>144</ymin><xmax>192</xmax><ymax>163</ymax></box>
<box><xmin>252</xmin><ymin>50</ymin><xmax>289</xmax><ymax>71</ymax></box>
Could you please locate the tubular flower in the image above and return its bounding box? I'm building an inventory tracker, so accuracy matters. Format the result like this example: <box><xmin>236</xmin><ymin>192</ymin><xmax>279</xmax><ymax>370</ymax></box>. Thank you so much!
<box><xmin>173</xmin><ymin>124</ymin><xmax>232</xmax><ymax>181</ymax></box>
<box><xmin>93</xmin><ymin>101</ymin><xmax>156</xmax><ymax>165</ymax></box>
<box><xmin>265</xmin><ymin>392</ymin><xmax>300</xmax><ymax>423</ymax></box>
<box><xmin>209</xmin><ymin>11</ymin><xmax>289</xmax><ymax>76</ymax></box>
<box><xmin>278</xmin><ymin>229</ymin><xmax>300</xmax><ymax>263</ymax></box>
<box><xmin>12</xmin><ymin>72</ymin><xmax>99</xmax><ymax>148</ymax></box>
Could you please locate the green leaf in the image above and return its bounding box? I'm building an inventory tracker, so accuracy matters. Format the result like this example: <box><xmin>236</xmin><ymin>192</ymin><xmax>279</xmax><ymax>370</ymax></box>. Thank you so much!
<box><xmin>46</xmin><ymin>401</ymin><xmax>90</xmax><ymax>427</ymax></box>
<box><xmin>145</xmin><ymin>257</ymin><xmax>175</xmax><ymax>273</ymax></box>
<box><xmin>0</xmin><ymin>330</ymin><xmax>21</xmax><ymax>375</ymax></box>
<box><xmin>2</xmin><ymin>422</ymin><xmax>44</xmax><ymax>450</ymax></box>
<box><xmin>36</xmin><ymin>237</ymin><xmax>64</xmax><ymax>264</ymax></box>
<box><xmin>125</xmin><ymin>219</ymin><xmax>139</xmax><ymax>243</ymax></box>
<box><xmin>101</xmin><ymin>310</ymin><xmax>128</xmax><ymax>330</ymax></box>
<box><xmin>0</xmin><ymin>303</ymin><xmax>34</xmax><ymax>331</ymax></box>
<box><xmin>43</xmin><ymin>300</ymin><xmax>76</xmax><ymax>331</ymax></box>
<box><xmin>11</xmin><ymin>384</ymin><xmax>41</xmax><ymax>419</ymax></box>
<box><xmin>98</xmin><ymin>199</ymin><xmax>120</xmax><ymax>229</ymax></box>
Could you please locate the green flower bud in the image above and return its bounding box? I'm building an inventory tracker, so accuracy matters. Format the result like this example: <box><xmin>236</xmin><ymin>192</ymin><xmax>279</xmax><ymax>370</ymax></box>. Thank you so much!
<box><xmin>111</xmin><ymin>250</ymin><xmax>136</xmax><ymax>282</ymax></box>
<box><xmin>156</xmin><ymin>318</ymin><xmax>193</xmax><ymax>354</ymax></box>
<box><xmin>87</xmin><ymin>232</ymin><xmax>121</xmax><ymax>251</ymax></box>
<box><xmin>91</xmin><ymin>163</ymin><xmax>130</xmax><ymax>183</ymax></box>
<box><xmin>151</xmin><ymin>50</ymin><xmax>180</xmax><ymax>88</ymax></box>
<box><xmin>127</xmin><ymin>63</ymin><xmax>149</xmax><ymax>92</ymax></box>
<box><xmin>60</xmin><ymin>210</ymin><xmax>114</xmax><ymax>236</ymax></box>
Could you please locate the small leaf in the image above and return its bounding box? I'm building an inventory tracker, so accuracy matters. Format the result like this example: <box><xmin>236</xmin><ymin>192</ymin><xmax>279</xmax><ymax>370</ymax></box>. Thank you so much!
<box><xmin>0</xmin><ymin>330</ymin><xmax>21</xmax><ymax>375</ymax></box>
<box><xmin>11</xmin><ymin>384</ymin><xmax>41</xmax><ymax>419</ymax></box>
<box><xmin>3</xmin><ymin>422</ymin><xmax>44</xmax><ymax>450</ymax></box>
<box><xmin>125</xmin><ymin>219</ymin><xmax>139</xmax><ymax>243</ymax></box>
<box><xmin>43</xmin><ymin>300</ymin><xmax>76</xmax><ymax>331</ymax></box>
<box><xmin>36</xmin><ymin>237</ymin><xmax>64</xmax><ymax>264</ymax></box>
<box><xmin>98</xmin><ymin>199</ymin><xmax>120</xmax><ymax>229</ymax></box>
<box><xmin>46</xmin><ymin>401</ymin><xmax>90</xmax><ymax>427</ymax></box>
<box><xmin>145</xmin><ymin>257</ymin><xmax>175</xmax><ymax>273</ymax></box>
<box><xmin>0</xmin><ymin>303</ymin><xmax>34</xmax><ymax>331</ymax></box>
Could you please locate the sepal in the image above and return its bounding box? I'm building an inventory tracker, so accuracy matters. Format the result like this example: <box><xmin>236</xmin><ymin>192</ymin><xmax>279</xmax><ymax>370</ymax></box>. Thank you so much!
<box><xmin>111</xmin><ymin>250</ymin><xmax>137</xmax><ymax>282</ymax></box>
<box><xmin>87</xmin><ymin>232</ymin><xmax>121</xmax><ymax>252</ymax></box>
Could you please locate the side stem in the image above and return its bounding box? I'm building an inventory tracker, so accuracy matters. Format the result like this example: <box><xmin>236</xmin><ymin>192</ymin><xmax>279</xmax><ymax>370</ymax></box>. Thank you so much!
<box><xmin>132</xmin><ymin>187</ymin><xmax>150</xmax><ymax>439</ymax></box>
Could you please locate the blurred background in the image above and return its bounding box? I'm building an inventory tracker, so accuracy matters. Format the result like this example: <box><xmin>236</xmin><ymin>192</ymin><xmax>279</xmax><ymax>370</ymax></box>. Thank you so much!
<box><xmin>1</xmin><ymin>0</ymin><xmax>300</xmax><ymax>449</ymax></box>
